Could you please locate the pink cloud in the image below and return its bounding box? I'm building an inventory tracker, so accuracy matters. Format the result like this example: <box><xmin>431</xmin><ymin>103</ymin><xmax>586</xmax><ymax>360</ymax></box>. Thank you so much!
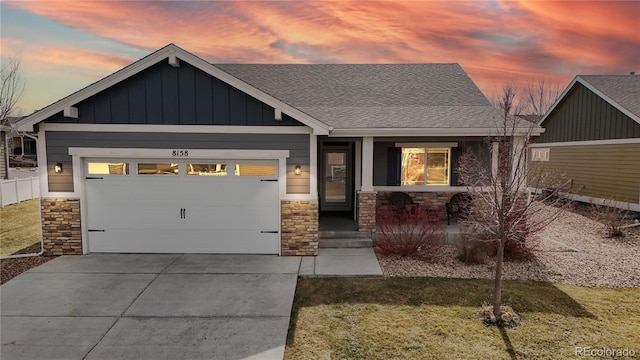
<box><xmin>8</xmin><ymin>0</ymin><xmax>639</xmax><ymax>108</ymax></box>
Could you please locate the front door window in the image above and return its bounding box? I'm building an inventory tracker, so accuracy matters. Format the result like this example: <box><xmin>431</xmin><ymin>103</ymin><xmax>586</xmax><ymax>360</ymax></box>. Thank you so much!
<box><xmin>321</xmin><ymin>148</ymin><xmax>352</xmax><ymax>211</ymax></box>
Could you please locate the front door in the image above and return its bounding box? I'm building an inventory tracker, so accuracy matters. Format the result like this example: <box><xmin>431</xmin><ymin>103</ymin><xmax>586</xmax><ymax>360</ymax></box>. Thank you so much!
<box><xmin>321</xmin><ymin>147</ymin><xmax>353</xmax><ymax>211</ymax></box>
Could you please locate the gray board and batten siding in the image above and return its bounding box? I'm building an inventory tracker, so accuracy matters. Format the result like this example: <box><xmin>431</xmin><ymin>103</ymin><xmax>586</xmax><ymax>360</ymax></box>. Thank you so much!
<box><xmin>37</xmin><ymin>61</ymin><xmax>304</xmax><ymax>128</ymax></box>
<box><xmin>45</xmin><ymin>132</ymin><xmax>310</xmax><ymax>193</ymax></box>
<box><xmin>537</xmin><ymin>82</ymin><xmax>640</xmax><ymax>143</ymax></box>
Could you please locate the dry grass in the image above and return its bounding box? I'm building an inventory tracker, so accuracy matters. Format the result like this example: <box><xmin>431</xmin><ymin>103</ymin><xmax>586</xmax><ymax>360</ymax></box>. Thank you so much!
<box><xmin>0</xmin><ymin>199</ymin><xmax>41</xmax><ymax>256</ymax></box>
<box><xmin>285</xmin><ymin>278</ymin><xmax>640</xmax><ymax>359</ymax></box>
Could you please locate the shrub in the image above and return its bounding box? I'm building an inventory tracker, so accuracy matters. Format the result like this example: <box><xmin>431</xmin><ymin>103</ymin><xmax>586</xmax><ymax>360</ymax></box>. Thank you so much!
<box><xmin>589</xmin><ymin>198</ymin><xmax>631</xmax><ymax>238</ymax></box>
<box><xmin>375</xmin><ymin>206</ymin><xmax>446</xmax><ymax>261</ymax></box>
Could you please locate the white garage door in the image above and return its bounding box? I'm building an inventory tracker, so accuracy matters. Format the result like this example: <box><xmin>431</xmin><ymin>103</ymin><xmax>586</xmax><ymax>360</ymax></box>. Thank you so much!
<box><xmin>84</xmin><ymin>160</ymin><xmax>280</xmax><ymax>254</ymax></box>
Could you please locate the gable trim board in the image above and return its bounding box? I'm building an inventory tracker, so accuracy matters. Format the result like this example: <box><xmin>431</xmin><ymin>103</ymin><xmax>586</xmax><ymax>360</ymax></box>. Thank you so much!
<box><xmin>17</xmin><ymin>44</ymin><xmax>330</xmax><ymax>135</ymax></box>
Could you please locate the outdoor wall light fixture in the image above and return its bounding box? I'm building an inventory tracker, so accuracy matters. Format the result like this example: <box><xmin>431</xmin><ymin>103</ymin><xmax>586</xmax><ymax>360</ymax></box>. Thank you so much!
<box><xmin>54</xmin><ymin>163</ymin><xmax>63</xmax><ymax>173</ymax></box>
<box><xmin>295</xmin><ymin>164</ymin><xmax>302</xmax><ymax>175</ymax></box>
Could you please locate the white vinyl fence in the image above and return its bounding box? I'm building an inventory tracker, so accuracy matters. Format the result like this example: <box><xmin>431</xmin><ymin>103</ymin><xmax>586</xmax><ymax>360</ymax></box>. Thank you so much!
<box><xmin>1</xmin><ymin>176</ymin><xmax>40</xmax><ymax>207</ymax></box>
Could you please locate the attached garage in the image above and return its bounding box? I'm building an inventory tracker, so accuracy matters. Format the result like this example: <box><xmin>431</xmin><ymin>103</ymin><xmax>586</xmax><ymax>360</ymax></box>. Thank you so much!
<box><xmin>76</xmin><ymin>149</ymin><xmax>287</xmax><ymax>254</ymax></box>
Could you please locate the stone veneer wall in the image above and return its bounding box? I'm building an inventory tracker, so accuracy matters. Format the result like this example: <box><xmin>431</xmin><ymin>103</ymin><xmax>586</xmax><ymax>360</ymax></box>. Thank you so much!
<box><xmin>376</xmin><ymin>191</ymin><xmax>460</xmax><ymax>221</ymax></box>
<box><xmin>357</xmin><ymin>191</ymin><xmax>378</xmax><ymax>233</ymax></box>
<box><xmin>281</xmin><ymin>200</ymin><xmax>318</xmax><ymax>256</ymax></box>
<box><xmin>41</xmin><ymin>198</ymin><xmax>82</xmax><ymax>255</ymax></box>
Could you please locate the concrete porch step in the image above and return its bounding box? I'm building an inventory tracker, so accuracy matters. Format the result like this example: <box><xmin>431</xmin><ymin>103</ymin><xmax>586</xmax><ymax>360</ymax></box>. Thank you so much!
<box><xmin>318</xmin><ymin>238</ymin><xmax>374</xmax><ymax>249</ymax></box>
<box><xmin>318</xmin><ymin>230</ymin><xmax>372</xmax><ymax>239</ymax></box>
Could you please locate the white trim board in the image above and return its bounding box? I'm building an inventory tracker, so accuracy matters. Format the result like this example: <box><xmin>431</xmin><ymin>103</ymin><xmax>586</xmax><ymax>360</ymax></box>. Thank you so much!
<box><xmin>530</xmin><ymin>138</ymin><xmax>640</xmax><ymax>148</ymax></box>
<box><xmin>68</xmin><ymin>148</ymin><xmax>290</xmax><ymax>160</ymax></box>
<box><xmin>41</xmin><ymin>123</ymin><xmax>313</xmax><ymax>134</ymax></box>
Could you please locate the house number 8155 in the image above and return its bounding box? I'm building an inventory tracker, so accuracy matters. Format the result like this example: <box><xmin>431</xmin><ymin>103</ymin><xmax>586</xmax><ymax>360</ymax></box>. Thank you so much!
<box><xmin>172</xmin><ymin>150</ymin><xmax>189</xmax><ymax>157</ymax></box>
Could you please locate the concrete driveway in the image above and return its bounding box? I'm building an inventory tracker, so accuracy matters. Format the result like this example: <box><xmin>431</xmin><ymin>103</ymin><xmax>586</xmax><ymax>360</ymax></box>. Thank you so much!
<box><xmin>1</xmin><ymin>254</ymin><xmax>301</xmax><ymax>360</ymax></box>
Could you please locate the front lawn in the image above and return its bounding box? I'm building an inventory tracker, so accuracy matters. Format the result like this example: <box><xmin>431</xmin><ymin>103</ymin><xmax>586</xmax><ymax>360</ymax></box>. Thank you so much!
<box><xmin>285</xmin><ymin>278</ymin><xmax>639</xmax><ymax>359</ymax></box>
<box><xmin>0</xmin><ymin>199</ymin><xmax>41</xmax><ymax>256</ymax></box>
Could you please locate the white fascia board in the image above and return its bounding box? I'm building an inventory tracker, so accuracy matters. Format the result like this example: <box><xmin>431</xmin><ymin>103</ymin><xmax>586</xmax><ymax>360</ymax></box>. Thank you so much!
<box><xmin>17</xmin><ymin>44</ymin><xmax>331</xmax><ymax>135</ymax></box>
<box><xmin>68</xmin><ymin>147</ymin><xmax>290</xmax><ymax>160</ymax></box>
<box><xmin>529</xmin><ymin>137</ymin><xmax>640</xmax><ymax>148</ymax></box>
<box><xmin>40</xmin><ymin>123</ymin><xmax>313</xmax><ymax>134</ymax></box>
<box><xmin>330</xmin><ymin>127</ymin><xmax>542</xmax><ymax>137</ymax></box>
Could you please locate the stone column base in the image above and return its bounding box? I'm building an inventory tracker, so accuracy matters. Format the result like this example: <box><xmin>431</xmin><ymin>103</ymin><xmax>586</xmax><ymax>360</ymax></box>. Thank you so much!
<box><xmin>357</xmin><ymin>191</ymin><xmax>377</xmax><ymax>233</ymax></box>
<box><xmin>41</xmin><ymin>198</ymin><xmax>82</xmax><ymax>255</ymax></box>
<box><xmin>280</xmin><ymin>200</ymin><xmax>318</xmax><ymax>256</ymax></box>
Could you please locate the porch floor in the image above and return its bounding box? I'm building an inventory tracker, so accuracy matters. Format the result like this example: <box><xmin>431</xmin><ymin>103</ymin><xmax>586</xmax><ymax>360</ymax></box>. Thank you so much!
<box><xmin>319</xmin><ymin>211</ymin><xmax>357</xmax><ymax>231</ymax></box>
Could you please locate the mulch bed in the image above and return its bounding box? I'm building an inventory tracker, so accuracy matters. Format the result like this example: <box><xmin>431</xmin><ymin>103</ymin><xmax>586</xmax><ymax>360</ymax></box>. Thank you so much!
<box><xmin>0</xmin><ymin>244</ymin><xmax>58</xmax><ymax>285</ymax></box>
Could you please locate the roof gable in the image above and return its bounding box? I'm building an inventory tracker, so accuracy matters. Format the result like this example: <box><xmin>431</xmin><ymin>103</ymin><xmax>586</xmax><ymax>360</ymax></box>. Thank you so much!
<box><xmin>540</xmin><ymin>75</ymin><xmax>640</xmax><ymax>127</ymax></box>
<box><xmin>17</xmin><ymin>44</ymin><xmax>330</xmax><ymax>134</ymax></box>
<box><xmin>537</xmin><ymin>77</ymin><xmax>640</xmax><ymax>142</ymax></box>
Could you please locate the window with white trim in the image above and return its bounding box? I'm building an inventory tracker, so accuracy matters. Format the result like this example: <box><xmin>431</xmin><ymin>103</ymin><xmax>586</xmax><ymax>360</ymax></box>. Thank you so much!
<box><xmin>400</xmin><ymin>147</ymin><xmax>450</xmax><ymax>186</ymax></box>
<box><xmin>531</xmin><ymin>148</ymin><xmax>550</xmax><ymax>161</ymax></box>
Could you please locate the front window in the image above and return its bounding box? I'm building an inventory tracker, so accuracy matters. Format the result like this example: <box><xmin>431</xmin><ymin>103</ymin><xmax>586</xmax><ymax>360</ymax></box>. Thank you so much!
<box><xmin>401</xmin><ymin>148</ymin><xmax>450</xmax><ymax>186</ymax></box>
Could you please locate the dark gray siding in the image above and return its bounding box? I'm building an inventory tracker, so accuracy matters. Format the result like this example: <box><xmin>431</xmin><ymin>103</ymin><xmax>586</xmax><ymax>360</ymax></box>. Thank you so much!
<box><xmin>46</xmin><ymin>131</ymin><xmax>310</xmax><ymax>194</ymax></box>
<box><xmin>44</xmin><ymin>61</ymin><xmax>304</xmax><ymax>127</ymax></box>
<box><xmin>372</xmin><ymin>138</ymin><xmax>490</xmax><ymax>186</ymax></box>
<box><xmin>538</xmin><ymin>83</ymin><xmax>640</xmax><ymax>143</ymax></box>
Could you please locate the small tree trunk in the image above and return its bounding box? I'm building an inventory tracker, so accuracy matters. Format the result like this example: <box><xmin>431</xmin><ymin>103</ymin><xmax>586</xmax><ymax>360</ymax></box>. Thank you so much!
<box><xmin>493</xmin><ymin>239</ymin><xmax>505</xmax><ymax>322</ymax></box>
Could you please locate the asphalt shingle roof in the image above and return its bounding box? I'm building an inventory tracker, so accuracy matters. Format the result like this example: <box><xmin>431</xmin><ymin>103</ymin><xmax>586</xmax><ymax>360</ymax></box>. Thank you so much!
<box><xmin>216</xmin><ymin>64</ymin><xmax>509</xmax><ymax>129</ymax></box>
<box><xmin>579</xmin><ymin>75</ymin><xmax>640</xmax><ymax>118</ymax></box>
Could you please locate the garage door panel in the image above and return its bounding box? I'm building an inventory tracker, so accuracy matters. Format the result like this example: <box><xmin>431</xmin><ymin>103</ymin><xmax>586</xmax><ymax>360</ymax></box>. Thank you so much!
<box><xmin>85</xmin><ymin>159</ymin><xmax>280</xmax><ymax>254</ymax></box>
<box><xmin>89</xmin><ymin>230</ymin><xmax>279</xmax><ymax>254</ymax></box>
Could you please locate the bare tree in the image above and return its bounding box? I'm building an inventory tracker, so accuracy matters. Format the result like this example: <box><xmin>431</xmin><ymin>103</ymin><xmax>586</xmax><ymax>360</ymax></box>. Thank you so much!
<box><xmin>457</xmin><ymin>84</ymin><xmax>571</xmax><ymax>325</ymax></box>
<box><xmin>524</xmin><ymin>79</ymin><xmax>562</xmax><ymax>116</ymax></box>
<box><xmin>1</xmin><ymin>56</ymin><xmax>25</xmax><ymax>124</ymax></box>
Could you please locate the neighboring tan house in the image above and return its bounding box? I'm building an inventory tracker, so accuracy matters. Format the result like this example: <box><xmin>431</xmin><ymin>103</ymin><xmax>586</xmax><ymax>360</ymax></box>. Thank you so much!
<box><xmin>17</xmin><ymin>44</ymin><xmax>539</xmax><ymax>256</ymax></box>
<box><xmin>530</xmin><ymin>74</ymin><xmax>640</xmax><ymax>211</ymax></box>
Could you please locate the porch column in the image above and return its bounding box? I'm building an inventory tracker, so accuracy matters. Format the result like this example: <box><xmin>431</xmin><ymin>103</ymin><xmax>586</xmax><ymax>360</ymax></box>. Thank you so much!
<box><xmin>361</xmin><ymin>136</ymin><xmax>374</xmax><ymax>191</ymax></box>
<box><xmin>357</xmin><ymin>136</ymin><xmax>377</xmax><ymax>233</ymax></box>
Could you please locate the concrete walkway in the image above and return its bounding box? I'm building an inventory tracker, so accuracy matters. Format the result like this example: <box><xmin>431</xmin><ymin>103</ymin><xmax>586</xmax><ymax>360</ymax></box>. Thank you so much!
<box><xmin>299</xmin><ymin>248</ymin><xmax>384</xmax><ymax>277</ymax></box>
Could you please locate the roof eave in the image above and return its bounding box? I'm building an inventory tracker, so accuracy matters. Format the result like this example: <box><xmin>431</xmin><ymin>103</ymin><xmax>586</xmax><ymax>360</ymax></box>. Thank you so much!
<box><xmin>329</xmin><ymin>127</ymin><xmax>543</xmax><ymax>137</ymax></box>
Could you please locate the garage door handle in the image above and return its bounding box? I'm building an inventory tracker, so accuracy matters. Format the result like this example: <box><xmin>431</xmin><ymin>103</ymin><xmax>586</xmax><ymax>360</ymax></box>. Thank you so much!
<box><xmin>260</xmin><ymin>179</ymin><xmax>278</xmax><ymax>182</ymax></box>
<box><xmin>88</xmin><ymin>229</ymin><xmax>105</xmax><ymax>232</ymax></box>
<box><xmin>180</xmin><ymin>208</ymin><xmax>186</xmax><ymax>219</ymax></box>
<box><xmin>260</xmin><ymin>230</ymin><xmax>278</xmax><ymax>234</ymax></box>
<box><xmin>86</xmin><ymin>177</ymin><xmax>104</xmax><ymax>180</ymax></box>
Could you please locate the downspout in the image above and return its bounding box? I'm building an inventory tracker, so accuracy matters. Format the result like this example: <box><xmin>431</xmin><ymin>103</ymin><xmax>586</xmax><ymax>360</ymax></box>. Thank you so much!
<box><xmin>0</xmin><ymin>131</ymin><xmax>44</xmax><ymax>259</ymax></box>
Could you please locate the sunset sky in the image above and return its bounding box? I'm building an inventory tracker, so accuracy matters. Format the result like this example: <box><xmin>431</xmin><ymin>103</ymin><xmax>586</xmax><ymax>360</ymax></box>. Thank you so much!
<box><xmin>1</xmin><ymin>0</ymin><xmax>639</xmax><ymax>116</ymax></box>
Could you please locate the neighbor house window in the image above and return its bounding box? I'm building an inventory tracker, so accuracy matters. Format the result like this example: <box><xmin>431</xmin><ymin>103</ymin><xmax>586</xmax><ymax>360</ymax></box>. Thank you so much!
<box><xmin>531</xmin><ymin>148</ymin><xmax>550</xmax><ymax>161</ymax></box>
<box><xmin>400</xmin><ymin>147</ymin><xmax>450</xmax><ymax>186</ymax></box>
